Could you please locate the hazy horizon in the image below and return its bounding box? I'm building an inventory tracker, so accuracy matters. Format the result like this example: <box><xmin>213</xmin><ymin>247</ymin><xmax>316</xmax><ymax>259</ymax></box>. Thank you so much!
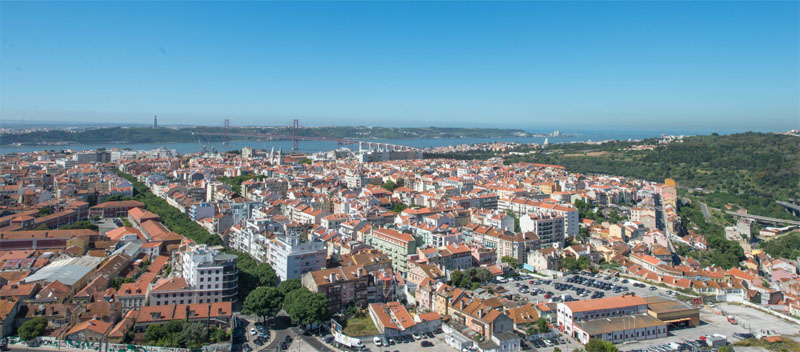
<box><xmin>1</xmin><ymin>118</ymin><xmax>786</xmax><ymax>137</ymax></box>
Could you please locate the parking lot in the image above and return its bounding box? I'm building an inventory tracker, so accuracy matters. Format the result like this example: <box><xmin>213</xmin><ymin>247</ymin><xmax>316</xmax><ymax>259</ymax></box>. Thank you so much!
<box><xmin>357</xmin><ymin>331</ymin><xmax>443</xmax><ymax>352</ymax></box>
<box><xmin>615</xmin><ymin>303</ymin><xmax>800</xmax><ymax>351</ymax></box>
<box><xmin>95</xmin><ymin>218</ymin><xmax>120</xmax><ymax>233</ymax></box>
<box><xmin>493</xmin><ymin>272</ymin><xmax>681</xmax><ymax>306</ymax></box>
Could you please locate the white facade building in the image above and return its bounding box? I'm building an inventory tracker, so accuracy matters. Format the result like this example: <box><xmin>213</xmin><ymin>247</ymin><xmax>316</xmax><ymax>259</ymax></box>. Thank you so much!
<box><xmin>180</xmin><ymin>244</ymin><xmax>239</xmax><ymax>302</ymax></box>
<box><xmin>520</xmin><ymin>213</ymin><xmax>565</xmax><ymax>248</ymax></box>
<box><xmin>268</xmin><ymin>234</ymin><xmax>327</xmax><ymax>281</ymax></box>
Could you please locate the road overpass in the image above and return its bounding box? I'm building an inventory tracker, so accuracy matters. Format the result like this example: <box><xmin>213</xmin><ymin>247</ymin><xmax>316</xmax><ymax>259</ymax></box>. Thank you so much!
<box><xmin>776</xmin><ymin>201</ymin><xmax>800</xmax><ymax>217</ymax></box>
<box><xmin>724</xmin><ymin>210</ymin><xmax>800</xmax><ymax>226</ymax></box>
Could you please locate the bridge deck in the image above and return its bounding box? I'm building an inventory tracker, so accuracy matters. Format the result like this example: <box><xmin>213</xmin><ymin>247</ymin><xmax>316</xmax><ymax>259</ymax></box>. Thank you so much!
<box><xmin>777</xmin><ymin>201</ymin><xmax>800</xmax><ymax>212</ymax></box>
<box><xmin>724</xmin><ymin>210</ymin><xmax>800</xmax><ymax>226</ymax></box>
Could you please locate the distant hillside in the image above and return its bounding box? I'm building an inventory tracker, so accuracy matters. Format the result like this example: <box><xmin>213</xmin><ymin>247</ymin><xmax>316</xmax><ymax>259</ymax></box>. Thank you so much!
<box><xmin>427</xmin><ymin>132</ymin><xmax>800</xmax><ymax>219</ymax></box>
<box><xmin>0</xmin><ymin>127</ymin><xmax>225</xmax><ymax>145</ymax></box>
<box><xmin>2</xmin><ymin>125</ymin><xmax>531</xmax><ymax>146</ymax></box>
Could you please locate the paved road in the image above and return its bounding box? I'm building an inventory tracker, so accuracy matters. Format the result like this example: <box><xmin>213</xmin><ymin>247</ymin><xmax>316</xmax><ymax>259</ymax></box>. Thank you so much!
<box><xmin>294</xmin><ymin>335</ymin><xmax>337</xmax><ymax>352</ymax></box>
<box><xmin>699</xmin><ymin>202</ymin><xmax>710</xmax><ymax>220</ymax></box>
<box><xmin>260</xmin><ymin>316</ymin><xmax>293</xmax><ymax>352</ymax></box>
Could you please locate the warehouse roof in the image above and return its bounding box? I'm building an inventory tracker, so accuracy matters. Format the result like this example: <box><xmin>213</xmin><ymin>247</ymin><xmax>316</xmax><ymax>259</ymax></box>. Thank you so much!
<box><xmin>23</xmin><ymin>256</ymin><xmax>104</xmax><ymax>286</ymax></box>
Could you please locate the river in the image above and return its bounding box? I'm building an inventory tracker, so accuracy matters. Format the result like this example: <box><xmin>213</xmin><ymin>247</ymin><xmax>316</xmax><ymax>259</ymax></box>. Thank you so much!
<box><xmin>0</xmin><ymin>129</ymin><xmax>691</xmax><ymax>155</ymax></box>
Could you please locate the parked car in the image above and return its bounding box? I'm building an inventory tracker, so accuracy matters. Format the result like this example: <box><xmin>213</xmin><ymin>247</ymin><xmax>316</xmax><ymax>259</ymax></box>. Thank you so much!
<box><xmin>421</xmin><ymin>341</ymin><xmax>434</xmax><ymax>347</ymax></box>
<box><xmin>373</xmin><ymin>336</ymin><xmax>382</xmax><ymax>346</ymax></box>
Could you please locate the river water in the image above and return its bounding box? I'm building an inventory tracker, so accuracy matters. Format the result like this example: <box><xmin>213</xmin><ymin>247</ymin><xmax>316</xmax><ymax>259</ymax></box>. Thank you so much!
<box><xmin>0</xmin><ymin>129</ymin><xmax>689</xmax><ymax>155</ymax></box>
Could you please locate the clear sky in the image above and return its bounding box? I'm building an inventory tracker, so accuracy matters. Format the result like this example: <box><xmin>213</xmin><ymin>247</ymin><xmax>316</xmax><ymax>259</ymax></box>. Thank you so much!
<box><xmin>1</xmin><ymin>1</ymin><xmax>798</xmax><ymax>132</ymax></box>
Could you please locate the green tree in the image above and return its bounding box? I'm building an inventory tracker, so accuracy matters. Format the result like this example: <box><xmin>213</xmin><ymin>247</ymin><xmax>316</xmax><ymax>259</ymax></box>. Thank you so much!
<box><xmin>230</xmin><ymin>249</ymin><xmax>278</xmax><ymax>298</ymax></box>
<box><xmin>578</xmin><ymin>256</ymin><xmax>592</xmax><ymax>270</ymax></box>
<box><xmin>450</xmin><ymin>270</ymin><xmax>465</xmax><ymax>288</ymax></box>
<box><xmin>113</xmin><ymin>277</ymin><xmax>136</xmax><ymax>290</ymax></box>
<box><xmin>392</xmin><ymin>203</ymin><xmax>408</xmax><ymax>213</ymax></box>
<box><xmin>242</xmin><ymin>287</ymin><xmax>284</xmax><ymax>322</ymax></box>
<box><xmin>18</xmin><ymin>317</ymin><xmax>48</xmax><ymax>341</ymax></box>
<box><xmin>38</xmin><ymin>207</ymin><xmax>53</xmax><ymax>216</ymax></box>
<box><xmin>585</xmin><ymin>339</ymin><xmax>619</xmax><ymax>352</ymax></box>
<box><xmin>300</xmin><ymin>158</ymin><xmax>312</xmax><ymax>165</ymax></box>
<box><xmin>382</xmin><ymin>180</ymin><xmax>397</xmax><ymax>192</ymax></box>
<box><xmin>476</xmin><ymin>268</ymin><xmax>492</xmax><ymax>283</ymax></box>
<box><xmin>144</xmin><ymin>324</ymin><xmax>165</xmax><ymax>343</ymax></box>
<box><xmin>561</xmin><ymin>257</ymin><xmax>579</xmax><ymax>271</ymax></box>
<box><xmin>209</xmin><ymin>327</ymin><xmax>230</xmax><ymax>343</ymax></box>
<box><xmin>501</xmin><ymin>256</ymin><xmax>518</xmax><ymax>268</ymax></box>
<box><xmin>180</xmin><ymin>322</ymin><xmax>210</xmax><ymax>348</ymax></box>
<box><xmin>536</xmin><ymin>317</ymin><xmax>548</xmax><ymax>333</ymax></box>
<box><xmin>283</xmin><ymin>288</ymin><xmax>330</xmax><ymax>326</ymax></box>
<box><xmin>278</xmin><ymin>279</ymin><xmax>302</xmax><ymax>296</ymax></box>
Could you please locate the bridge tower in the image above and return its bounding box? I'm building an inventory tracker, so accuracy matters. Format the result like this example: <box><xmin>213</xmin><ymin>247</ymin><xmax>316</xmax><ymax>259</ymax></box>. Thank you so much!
<box><xmin>223</xmin><ymin>118</ymin><xmax>230</xmax><ymax>143</ymax></box>
<box><xmin>291</xmin><ymin>118</ymin><xmax>299</xmax><ymax>151</ymax></box>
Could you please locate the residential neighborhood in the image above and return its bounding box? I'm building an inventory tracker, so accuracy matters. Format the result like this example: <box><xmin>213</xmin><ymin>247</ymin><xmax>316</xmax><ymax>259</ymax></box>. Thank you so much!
<box><xmin>0</xmin><ymin>144</ymin><xmax>798</xmax><ymax>352</ymax></box>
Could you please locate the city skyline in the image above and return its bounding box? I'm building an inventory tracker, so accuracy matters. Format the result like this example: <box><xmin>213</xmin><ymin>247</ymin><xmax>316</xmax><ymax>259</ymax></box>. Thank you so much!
<box><xmin>1</xmin><ymin>1</ymin><xmax>798</xmax><ymax>131</ymax></box>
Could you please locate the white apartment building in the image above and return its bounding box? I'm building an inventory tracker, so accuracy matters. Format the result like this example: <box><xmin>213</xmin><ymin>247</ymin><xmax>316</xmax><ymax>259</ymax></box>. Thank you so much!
<box><xmin>268</xmin><ymin>234</ymin><xmax>327</xmax><ymax>281</ymax></box>
<box><xmin>501</xmin><ymin>198</ymin><xmax>579</xmax><ymax>237</ymax></box>
<box><xmin>519</xmin><ymin>213</ymin><xmax>565</xmax><ymax>248</ymax></box>
<box><xmin>180</xmin><ymin>244</ymin><xmax>239</xmax><ymax>303</ymax></box>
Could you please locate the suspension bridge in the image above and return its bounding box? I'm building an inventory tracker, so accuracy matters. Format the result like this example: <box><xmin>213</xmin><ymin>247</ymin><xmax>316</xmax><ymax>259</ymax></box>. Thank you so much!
<box><xmin>192</xmin><ymin>119</ymin><xmax>420</xmax><ymax>152</ymax></box>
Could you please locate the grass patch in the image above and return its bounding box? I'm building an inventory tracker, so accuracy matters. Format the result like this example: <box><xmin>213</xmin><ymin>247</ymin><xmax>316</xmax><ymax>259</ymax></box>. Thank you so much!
<box><xmin>121</xmin><ymin>217</ymin><xmax>133</xmax><ymax>227</ymax></box>
<box><xmin>342</xmin><ymin>315</ymin><xmax>379</xmax><ymax>337</ymax></box>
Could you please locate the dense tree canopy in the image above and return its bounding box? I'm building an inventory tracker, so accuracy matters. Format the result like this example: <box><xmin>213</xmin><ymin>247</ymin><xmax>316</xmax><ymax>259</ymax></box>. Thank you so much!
<box><xmin>283</xmin><ymin>287</ymin><xmax>330</xmax><ymax>326</ymax></box>
<box><xmin>243</xmin><ymin>287</ymin><xmax>284</xmax><ymax>321</ymax></box>
<box><xmin>679</xmin><ymin>200</ymin><xmax>744</xmax><ymax>269</ymax></box>
<box><xmin>759</xmin><ymin>232</ymin><xmax>800</xmax><ymax>260</ymax></box>
<box><xmin>118</xmin><ymin>170</ymin><xmax>222</xmax><ymax>246</ymax></box>
<box><xmin>278</xmin><ymin>279</ymin><xmax>303</xmax><ymax>296</ymax></box>
<box><xmin>143</xmin><ymin>320</ymin><xmax>228</xmax><ymax>348</ymax></box>
<box><xmin>18</xmin><ymin>317</ymin><xmax>47</xmax><ymax>341</ymax></box>
<box><xmin>450</xmin><ymin>267</ymin><xmax>493</xmax><ymax>290</ymax></box>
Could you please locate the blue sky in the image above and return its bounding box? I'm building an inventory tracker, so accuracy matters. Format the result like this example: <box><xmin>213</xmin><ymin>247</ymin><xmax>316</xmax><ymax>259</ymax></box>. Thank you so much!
<box><xmin>1</xmin><ymin>1</ymin><xmax>798</xmax><ymax>132</ymax></box>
